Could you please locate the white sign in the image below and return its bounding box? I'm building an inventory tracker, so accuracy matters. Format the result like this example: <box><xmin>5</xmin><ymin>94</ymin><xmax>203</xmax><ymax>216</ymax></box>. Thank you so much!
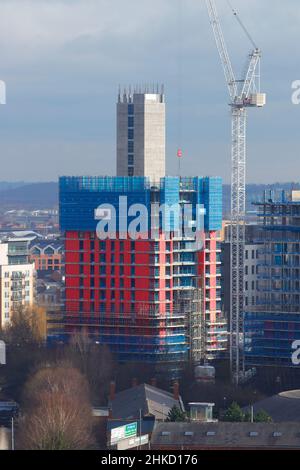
<box><xmin>0</xmin><ymin>341</ymin><xmax>6</xmax><ymax>365</ymax></box>
<box><xmin>292</xmin><ymin>340</ymin><xmax>300</xmax><ymax>365</ymax></box>
<box><xmin>110</xmin><ymin>422</ymin><xmax>137</xmax><ymax>445</ymax></box>
<box><xmin>117</xmin><ymin>434</ymin><xmax>149</xmax><ymax>451</ymax></box>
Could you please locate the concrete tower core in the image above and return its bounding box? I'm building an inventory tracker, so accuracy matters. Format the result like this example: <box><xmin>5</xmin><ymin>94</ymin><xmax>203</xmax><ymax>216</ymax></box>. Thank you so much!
<box><xmin>116</xmin><ymin>87</ymin><xmax>166</xmax><ymax>181</ymax></box>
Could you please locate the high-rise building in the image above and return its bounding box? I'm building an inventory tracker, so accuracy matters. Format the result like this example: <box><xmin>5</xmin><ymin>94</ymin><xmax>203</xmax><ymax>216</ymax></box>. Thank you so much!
<box><xmin>117</xmin><ymin>88</ymin><xmax>165</xmax><ymax>180</ymax></box>
<box><xmin>58</xmin><ymin>176</ymin><xmax>226</xmax><ymax>375</ymax></box>
<box><xmin>244</xmin><ymin>190</ymin><xmax>300</xmax><ymax>368</ymax></box>
<box><xmin>0</xmin><ymin>238</ymin><xmax>35</xmax><ymax>329</ymax></box>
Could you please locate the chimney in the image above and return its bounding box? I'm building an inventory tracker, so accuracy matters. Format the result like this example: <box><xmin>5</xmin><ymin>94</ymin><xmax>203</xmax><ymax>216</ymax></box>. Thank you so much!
<box><xmin>132</xmin><ymin>378</ymin><xmax>138</xmax><ymax>387</ymax></box>
<box><xmin>150</xmin><ymin>378</ymin><xmax>157</xmax><ymax>387</ymax></box>
<box><xmin>173</xmin><ymin>381</ymin><xmax>179</xmax><ymax>401</ymax></box>
<box><xmin>109</xmin><ymin>381</ymin><xmax>116</xmax><ymax>402</ymax></box>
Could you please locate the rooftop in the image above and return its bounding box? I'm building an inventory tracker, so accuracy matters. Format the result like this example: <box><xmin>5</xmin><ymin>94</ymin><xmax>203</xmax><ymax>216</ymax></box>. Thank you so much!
<box><xmin>243</xmin><ymin>390</ymin><xmax>300</xmax><ymax>423</ymax></box>
<box><xmin>110</xmin><ymin>383</ymin><xmax>183</xmax><ymax>421</ymax></box>
<box><xmin>151</xmin><ymin>421</ymin><xmax>300</xmax><ymax>449</ymax></box>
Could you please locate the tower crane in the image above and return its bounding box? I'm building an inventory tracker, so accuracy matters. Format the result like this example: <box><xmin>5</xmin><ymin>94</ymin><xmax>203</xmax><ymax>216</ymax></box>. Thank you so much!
<box><xmin>205</xmin><ymin>0</ymin><xmax>266</xmax><ymax>384</ymax></box>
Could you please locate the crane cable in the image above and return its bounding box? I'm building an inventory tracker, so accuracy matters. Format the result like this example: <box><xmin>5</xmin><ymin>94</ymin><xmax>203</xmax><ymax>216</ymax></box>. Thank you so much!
<box><xmin>225</xmin><ymin>0</ymin><xmax>258</xmax><ymax>50</ymax></box>
<box><xmin>176</xmin><ymin>0</ymin><xmax>184</xmax><ymax>176</ymax></box>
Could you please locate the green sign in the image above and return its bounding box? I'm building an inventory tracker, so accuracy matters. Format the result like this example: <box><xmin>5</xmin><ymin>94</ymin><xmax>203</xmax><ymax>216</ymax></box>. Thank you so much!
<box><xmin>125</xmin><ymin>422</ymin><xmax>137</xmax><ymax>438</ymax></box>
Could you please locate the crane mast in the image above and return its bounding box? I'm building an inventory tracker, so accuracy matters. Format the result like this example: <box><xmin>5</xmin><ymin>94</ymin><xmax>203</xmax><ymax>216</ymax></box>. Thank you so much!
<box><xmin>205</xmin><ymin>0</ymin><xmax>266</xmax><ymax>384</ymax></box>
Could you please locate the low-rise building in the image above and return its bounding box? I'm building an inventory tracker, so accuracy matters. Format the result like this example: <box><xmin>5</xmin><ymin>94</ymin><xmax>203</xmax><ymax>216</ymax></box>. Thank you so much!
<box><xmin>151</xmin><ymin>421</ymin><xmax>300</xmax><ymax>450</ymax></box>
<box><xmin>0</xmin><ymin>238</ymin><xmax>35</xmax><ymax>329</ymax></box>
<box><xmin>29</xmin><ymin>239</ymin><xmax>64</xmax><ymax>272</ymax></box>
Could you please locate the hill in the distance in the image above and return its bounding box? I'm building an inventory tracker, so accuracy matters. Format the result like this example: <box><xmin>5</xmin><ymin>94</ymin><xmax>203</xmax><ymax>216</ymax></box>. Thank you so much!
<box><xmin>0</xmin><ymin>181</ymin><xmax>299</xmax><ymax>213</ymax></box>
<box><xmin>0</xmin><ymin>182</ymin><xmax>58</xmax><ymax>210</ymax></box>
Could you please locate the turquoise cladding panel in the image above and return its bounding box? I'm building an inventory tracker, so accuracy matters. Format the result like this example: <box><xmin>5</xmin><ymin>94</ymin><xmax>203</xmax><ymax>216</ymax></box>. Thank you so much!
<box><xmin>200</xmin><ymin>177</ymin><xmax>223</xmax><ymax>231</ymax></box>
<box><xmin>160</xmin><ymin>177</ymin><xmax>180</xmax><ymax>232</ymax></box>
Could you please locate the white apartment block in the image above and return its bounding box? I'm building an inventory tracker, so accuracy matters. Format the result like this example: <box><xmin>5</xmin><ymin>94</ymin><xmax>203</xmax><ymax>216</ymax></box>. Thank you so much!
<box><xmin>244</xmin><ymin>243</ymin><xmax>261</xmax><ymax>310</ymax></box>
<box><xmin>0</xmin><ymin>240</ymin><xmax>35</xmax><ymax>329</ymax></box>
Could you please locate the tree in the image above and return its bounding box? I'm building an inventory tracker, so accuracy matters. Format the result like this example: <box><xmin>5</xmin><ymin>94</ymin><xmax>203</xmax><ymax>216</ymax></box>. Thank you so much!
<box><xmin>254</xmin><ymin>410</ymin><xmax>272</xmax><ymax>423</ymax></box>
<box><xmin>2</xmin><ymin>305</ymin><xmax>46</xmax><ymax>345</ymax></box>
<box><xmin>18</xmin><ymin>363</ymin><xmax>95</xmax><ymax>450</ymax></box>
<box><xmin>63</xmin><ymin>329</ymin><xmax>115</xmax><ymax>404</ymax></box>
<box><xmin>166</xmin><ymin>405</ymin><xmax>186</xmax><ymax>422</ymax></box>
<box><xmin>223</xmin><ymin>402</ymin><xmax>244</xmax><ymax>422</ymax></box>
<box><xmin>0</xmin><ymin>305</ymin><xmax>48</xmax><ymax>401</ymax></box>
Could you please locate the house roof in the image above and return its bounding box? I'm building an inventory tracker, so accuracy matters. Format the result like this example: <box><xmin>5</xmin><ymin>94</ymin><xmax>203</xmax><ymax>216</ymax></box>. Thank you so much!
<box><xmin>243</xmin><ymin>389</ymin><xmax>300</xmax><ymax>423</ymax></box>
<box><xmin>111</xmin><ymin>383</ymin><xmax>183</xmax><ymax>421</ymax></box>
<box><xmin>151</xmin><ymin>421</ymin><xmax>300</xmax><ymax>449</ymax></box>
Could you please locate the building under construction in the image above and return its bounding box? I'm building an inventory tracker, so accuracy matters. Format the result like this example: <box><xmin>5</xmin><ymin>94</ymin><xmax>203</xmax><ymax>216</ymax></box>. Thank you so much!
<box><xmin>53</xmin><ymin>175</ymin><xmax>226</xmax><ymax>376</ymax></box>
<box><xmin>245</xmin><ymin>190</ymin><xmax>300</xmax><ymax>367</ymax></box>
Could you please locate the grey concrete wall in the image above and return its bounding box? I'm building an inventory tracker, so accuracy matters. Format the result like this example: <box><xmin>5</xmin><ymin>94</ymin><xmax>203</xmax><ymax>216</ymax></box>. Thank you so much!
<box><xmin>116</xmin><ymin>92</ymin><xmax>166</xmax><ymax>180</ymax></box>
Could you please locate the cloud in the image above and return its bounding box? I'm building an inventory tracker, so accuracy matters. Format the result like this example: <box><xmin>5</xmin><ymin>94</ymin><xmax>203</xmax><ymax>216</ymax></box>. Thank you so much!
<box><xmin>0</xmin><ymin>0</ymin><xmax>299</xmax><ymax>182</ymax></box>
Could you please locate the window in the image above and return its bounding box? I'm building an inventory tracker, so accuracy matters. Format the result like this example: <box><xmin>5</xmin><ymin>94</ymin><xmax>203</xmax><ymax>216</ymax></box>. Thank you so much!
<box><xmin>128</xmin><ymin>167</ymin><xmax>134</xmax><ymax>177</ymax></box>
<box><xmin>128</xmin><ymin>141</ymin><xmax>134</xmax><ymax>153</ymax></box>
<box><xmin>100</xmin><ymin>265</ymin><xmax>106</xmax><ymax>275</ymax></box>
<box><xmin>128</xmin><ymin>104</ymin><xmax>134</xmax><ymax>116</ymax></box>
<box><xmin>128</xmin><ymin>116</ymin><xmax>134</xmax><ymax>127</ymax></box>
<box><xmin>128</xmin><ymin>128</ymin><xmax>134</xmax><ymax>140</ymax></box>
<box><xmin>128</xmin><ymin>154</ymin><xmax>134</xmax><ymax>166</ymax></box>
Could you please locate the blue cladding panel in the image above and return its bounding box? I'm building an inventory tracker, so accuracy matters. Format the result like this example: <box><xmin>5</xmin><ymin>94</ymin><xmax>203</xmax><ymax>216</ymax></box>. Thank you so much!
<box><xmin>244</xmin><ymin>311</ymin><xmax>300</xmax><ymax>366</ymax></box>
<box><xmin>60</xmin><ymin>176</ymin><xmax>151</xmax><ymax>232</ymax></box>
<box><xmin>197</xmin><ymin>177</ymin><xmax>223</xmax><ymax>231</ymax></box>
<box><xmin>60</xmin><ymin>176</ymin><xmax>223</xmax><ymax>233</ymax></box>
<box><xmin>160</xmin><ymin>177</ymin><xmax>180</xmax><ymax>232</ymax></box>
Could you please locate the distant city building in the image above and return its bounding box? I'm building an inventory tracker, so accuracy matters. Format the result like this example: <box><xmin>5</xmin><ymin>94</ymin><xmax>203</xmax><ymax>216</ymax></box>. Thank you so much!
<box><xmin>221</xmin><ymin>224</ymin><xmax>261</xmax><ymax>327</ymax></box>
<box><xmin>0</xmin><ymin>238</ymin><xmax>35</xmax><ymax>329</ymax></box>
<box><xmin>244</xmin><ymin>190</ymin><xmax>300</xmax><ymax>367</ymax></box>
<box><xmin>29</xmin><ymin>239</ymin><xmax>64</xmax><ymax>272</ymax></box>
<box><xmin>117</xmin><ymin>87</ymin><xmax>165</xmax><ymax>181</ymax></box>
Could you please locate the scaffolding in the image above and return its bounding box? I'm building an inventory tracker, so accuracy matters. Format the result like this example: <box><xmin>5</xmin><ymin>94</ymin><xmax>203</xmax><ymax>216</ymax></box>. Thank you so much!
<box><xmin>245</xmin><ymin>190</ymin><xmax>300</xmax><ymax>367</ymax></box>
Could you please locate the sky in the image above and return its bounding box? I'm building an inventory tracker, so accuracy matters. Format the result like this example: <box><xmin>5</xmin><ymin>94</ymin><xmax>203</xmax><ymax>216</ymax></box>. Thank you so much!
<box><xmin>0</xmin><ymin>0</ymin><xmax>299</xmax><ymax>183</ymax></box>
